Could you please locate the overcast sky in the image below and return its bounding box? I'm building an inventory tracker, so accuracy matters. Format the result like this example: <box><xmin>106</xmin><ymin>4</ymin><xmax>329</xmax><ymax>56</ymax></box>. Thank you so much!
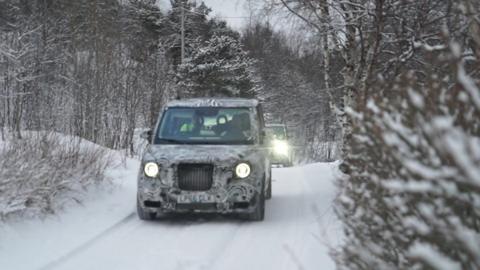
<box><xmin>203</xmin><ymin>0</ymin><xmax>250</xmax><ymax>29</ymax></box>
<box><xmin>157</xmin><ymin>0</ymin><xmax>251</xmax><ymax>30</ymax></box>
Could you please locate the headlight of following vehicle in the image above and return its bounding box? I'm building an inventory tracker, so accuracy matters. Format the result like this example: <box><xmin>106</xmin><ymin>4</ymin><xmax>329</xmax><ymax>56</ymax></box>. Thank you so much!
<box><xmin>144</xmin><ymin>162</ymin><xmax>159</xmax><ymax>178</ymax></box>
<box><xmin>235</xmin><ymin>163</ymin><xmax>251</xmax><ymax>178</ymax></box>
<box><xmin>273</xmin><ymin>140</ymin><xmax>289</xmax><ymax>156</ymax></box>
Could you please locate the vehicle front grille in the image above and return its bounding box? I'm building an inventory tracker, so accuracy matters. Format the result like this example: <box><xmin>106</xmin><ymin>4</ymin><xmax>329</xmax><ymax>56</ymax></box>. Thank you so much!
<box><xmin>177</xmin><ymin>164</ymin><xmax>214</xmax><ymax>191</ymax></box>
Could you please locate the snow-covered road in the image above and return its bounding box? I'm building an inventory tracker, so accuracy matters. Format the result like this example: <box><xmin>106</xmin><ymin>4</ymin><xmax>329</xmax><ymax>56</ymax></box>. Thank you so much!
<box><xmin>0</xmin><ymin>160</ymin><xmax>341</xmax><ymax>270</ymax></box>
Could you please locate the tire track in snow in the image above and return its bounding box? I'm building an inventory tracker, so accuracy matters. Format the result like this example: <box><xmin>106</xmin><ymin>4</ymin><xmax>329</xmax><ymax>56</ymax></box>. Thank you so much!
<box><xmin>281</xmin><ymin>166</ymin><xmax>309</xmax><ymax>270</ymax></box>
<box><xmin>171</xmin><ymin>221</ymin><xmax>244</xmax><ymax>270</ymax></box>
<box><xmin>207</xmin><ymin>167</ymin><xmax>308</xmax><ymax>270</ymax></box>
<box><xmin>37</xmin><ymin>212</ymin><xmax>136</xmax><ymax>270</ymax></box>
<box><xmin>282</xmin><ymin>244</ymin><xmax>305</xmax><ymax>270</ymax></box>
<box><xmin>200</xmin><ymin>221</ymin><xmax>245</xmax><ymax>270</ymax></box>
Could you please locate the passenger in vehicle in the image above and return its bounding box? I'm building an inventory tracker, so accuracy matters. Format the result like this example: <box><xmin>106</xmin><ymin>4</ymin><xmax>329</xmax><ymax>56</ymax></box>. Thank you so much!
<box><xmin>224</xmin><ymin>113</ymin><xmax>250</xmax><ymax>141</ymax></box>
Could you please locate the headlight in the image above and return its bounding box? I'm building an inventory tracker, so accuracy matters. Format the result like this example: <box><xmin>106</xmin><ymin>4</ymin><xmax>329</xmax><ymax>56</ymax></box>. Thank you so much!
<box><xmin>273</xmin><ymin>140</ymin><xmax>289</xmax><ymax>156</ymax></box>
<box><xmin>144</xmin><ymin>162</ymin><xmax>159</xmax><ymax>178</ymax></box>
<box><xmin>235</xmin><ymin>163</ymin><xmax>251</xmax><ymax>178</ymax></box>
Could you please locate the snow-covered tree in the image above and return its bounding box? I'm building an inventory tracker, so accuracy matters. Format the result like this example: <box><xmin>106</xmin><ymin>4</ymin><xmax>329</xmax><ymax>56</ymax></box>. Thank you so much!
<box><xmin>253</xmin><ymin>0</ymin><xmax>480</xmax><ymax>267</ymax></box>
<box><xmin>176</xmin><ymin>35</ymin><xmax>256</xmax><ymax>98</ymax></box>
<box><xmin>0</xmin><ymin>0</ymin><xmax>254</xmax><ymax>152</ymax></box>
<box><xmin>241</xmin><ymin>22</ymin><xmax>341</xmax><ymax>162</ymax></box>
<box><xmin>334</xmin><ymin>1</ymin><xmax>480</xmax><ymax>269</ymax></box>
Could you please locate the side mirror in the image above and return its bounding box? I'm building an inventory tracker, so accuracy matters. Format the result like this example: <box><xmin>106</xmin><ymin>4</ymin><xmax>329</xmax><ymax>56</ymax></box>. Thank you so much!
<box><xmin>140</xmin><ymin>129</ymin><xmax>152</xmax><ymax>143</ymax></box>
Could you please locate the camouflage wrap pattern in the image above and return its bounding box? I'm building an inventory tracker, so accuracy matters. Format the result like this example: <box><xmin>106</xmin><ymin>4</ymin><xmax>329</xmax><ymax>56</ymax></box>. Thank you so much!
<box><xmin>165</xmin><ymin>98</ymin><xmax>259</xmax><ymax>108</ymax></box>
<box><xmin>137</xmin><ymin>98</ymin><xmax>269</xmax><ymax>214</ymax></box>
<box><xmin>138</xmin><ymin>145</ymin><xmax>269</xmax><ymax>213</ymax></box>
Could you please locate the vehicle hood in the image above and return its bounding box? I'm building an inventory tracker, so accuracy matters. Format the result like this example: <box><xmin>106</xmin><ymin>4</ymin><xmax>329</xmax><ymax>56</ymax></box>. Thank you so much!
<box><xmin>142</xmin><ymin>144</ymin><xmax>263</xmax><ymax>166</ymax></box>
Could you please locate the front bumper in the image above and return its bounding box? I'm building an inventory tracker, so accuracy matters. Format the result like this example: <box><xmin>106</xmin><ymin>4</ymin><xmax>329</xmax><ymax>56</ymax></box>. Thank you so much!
<box><xmin>138</xmin><ymin>178</ymin><xmax>261</xmax><ymax>214</ymax></box>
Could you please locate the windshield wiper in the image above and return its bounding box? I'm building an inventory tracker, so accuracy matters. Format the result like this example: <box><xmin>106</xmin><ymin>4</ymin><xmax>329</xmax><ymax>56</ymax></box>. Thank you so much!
<box><xmin>156</xmin><ymin>138</ymin><xmax>188</xmax><ymax>144</ymax></box>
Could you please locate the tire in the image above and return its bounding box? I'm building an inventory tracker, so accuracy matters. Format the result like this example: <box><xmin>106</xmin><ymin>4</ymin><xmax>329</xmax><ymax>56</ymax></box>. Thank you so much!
<box><xmin>266</xmin><ymin>169</ymin><xmax>272</xmax><ymax>200</ymax></box>
<box><xmin>266</xmin><ymin>181</ymin><xmax>272</xmax><ymax>200</ymax></box>
<box><xmin>137</xmin><ymin>198</ymin><xmax>156</xmax><ymax>220</ymax></box>
<box><xmin>245</xmin><ymin>181</ymin><xmax>265</xmax><ymax>221</ymax></box>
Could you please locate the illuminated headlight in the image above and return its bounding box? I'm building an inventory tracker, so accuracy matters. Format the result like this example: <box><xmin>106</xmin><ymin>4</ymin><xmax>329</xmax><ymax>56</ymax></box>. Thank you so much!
<box><xmin>235</xmin><ymin>163</ymin><xmax>251</xmax><ymax>178</ymax></box>
<box><xmin>273</xmin><ymin>140</ymin><xmax>289</xmax><ymax>156</ymax></box>
<box><xmin>144</xmin><ymin>162</ymin><xmax>159</xmax><ymax>178</ymax></box>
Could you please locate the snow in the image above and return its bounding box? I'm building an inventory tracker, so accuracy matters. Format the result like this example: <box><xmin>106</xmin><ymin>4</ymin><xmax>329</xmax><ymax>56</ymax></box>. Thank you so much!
<box><xmin>458</xmin><ymin>56</ymin><xmax>480</xmax><ymax>110</ymax></box>
<box><xmin>412</xmin><ymin>41</ymin><xmax>447</xmax><ymax>52</ymax></box>
<box><xmin>0</xmin><ymin>132</ymin><xmax>113</xmax><ymax>219</ymax></box>
<box><xmin>402</xmin><ymin>216</ymin><xmax>431</xmax><ymax>235</ymax></box>
<box><xmin>366</xmin><ymin>99</ymin><xmax>381</xmax><ymax>114</ymax></box>
<box><xmin>0</xmin><ymin>162</ymin><xmax>341</xmax><ymax>270</ymax></box>
<box><xmin>0</xmin><ymin>156</ymin><xmax>139</xmax><ymax>270</ymax></box>
<box><xmin>166</xmin><ymin>98</ymin><xmax>258</xmax><ymax>108</ymax></box>
<box><xmin>408</xmin><ymin>88</ymin><xmax>424</xmax><ymax>109</ymax></box>
<box><xmin>430</xmin><ymin>117</ymin><xmax>480</xmax><ymax>185</ymax></box>
<box><xmin>408</xmin><ymin>242</ymin><xmax>462</xmax><ymax>270</ymax></box>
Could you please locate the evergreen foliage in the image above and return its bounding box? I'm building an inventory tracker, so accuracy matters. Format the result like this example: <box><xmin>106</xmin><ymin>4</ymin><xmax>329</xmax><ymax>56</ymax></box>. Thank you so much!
<box><xmin>177</xmin><ymin>35</ymin><xmax>256</xmax><ymax>98</ymax></box>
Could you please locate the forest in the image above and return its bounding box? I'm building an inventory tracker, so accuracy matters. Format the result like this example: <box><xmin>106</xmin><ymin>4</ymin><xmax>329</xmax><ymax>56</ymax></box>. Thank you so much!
<box><xmin>0</xmin><ymin>0</ymin><xmax>338</xmax><ymax>161</ymax></box>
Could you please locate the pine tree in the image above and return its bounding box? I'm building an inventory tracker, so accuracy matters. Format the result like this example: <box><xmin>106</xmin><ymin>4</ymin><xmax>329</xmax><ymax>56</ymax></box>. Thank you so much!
<box><xmin>176</xmin><ymin>35</ymin><xmax>256</xmax><ymax>98</ymax></box>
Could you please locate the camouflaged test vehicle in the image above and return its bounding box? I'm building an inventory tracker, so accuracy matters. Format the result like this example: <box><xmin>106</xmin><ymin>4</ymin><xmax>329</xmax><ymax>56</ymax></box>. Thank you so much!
<box><xmin>137</xmin><ymin>98</ymin><xmax>271</xmax><ymax>221</ymax></box>
<box><xmin>266</xmin><ymin>124</ymin><xmax>293</xmax><ymax>167</ymax></box>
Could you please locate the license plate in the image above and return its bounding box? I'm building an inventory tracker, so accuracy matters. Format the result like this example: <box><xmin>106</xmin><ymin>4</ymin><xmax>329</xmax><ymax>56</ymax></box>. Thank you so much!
<box><xmin>178</xmin><ymin>193</ymin><xmax>214</xmax><ymax>203</ymax></box>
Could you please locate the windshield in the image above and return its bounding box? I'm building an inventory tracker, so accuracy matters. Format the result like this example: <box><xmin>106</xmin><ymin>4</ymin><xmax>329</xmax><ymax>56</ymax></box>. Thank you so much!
<box><xmin>154</xmin><ymin>107</ymin><xmax>255</xmax><ymax>145</ymax></box>
<box><xmin>267</xmin><ymin>126</ymin><xmax>287</xmax><ymax>140</ymax></box>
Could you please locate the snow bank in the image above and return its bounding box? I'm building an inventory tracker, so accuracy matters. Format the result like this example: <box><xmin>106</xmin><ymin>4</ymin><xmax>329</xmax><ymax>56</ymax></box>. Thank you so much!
<box><xmin>0</xmin><ymin>156</ymin><xmax>139</xmax><ymax>270</ymax></box>
<box><xmin>0</xmin><ymin>132</ymin><xmax>112</xmax><ymax>221</ymax></box>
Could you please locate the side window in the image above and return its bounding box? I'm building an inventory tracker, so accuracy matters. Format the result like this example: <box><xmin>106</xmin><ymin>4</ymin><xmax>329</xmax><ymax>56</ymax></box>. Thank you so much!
<box><xmin>159</xmin><ymin>109</ymin><xmax>195</xmax><ymax>137</ymax></box>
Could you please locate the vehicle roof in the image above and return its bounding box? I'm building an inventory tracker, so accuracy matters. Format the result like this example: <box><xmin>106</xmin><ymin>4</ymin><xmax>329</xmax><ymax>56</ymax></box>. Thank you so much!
<box><xmin>166</xmin><ymin>98</ymin><xmax>259</xmax><ymax>108</ymax></box>
<box><xmin>266</xmin><ymin>123</ymin><xmax>286</xmax><ymax>127</ymax></box>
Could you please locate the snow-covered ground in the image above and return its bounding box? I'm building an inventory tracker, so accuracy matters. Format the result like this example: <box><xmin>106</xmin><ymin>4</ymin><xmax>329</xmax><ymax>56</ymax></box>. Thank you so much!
<box><xmin>0</xmin><ymin>161</ymin><xmax>341</xmax><ymax>270</ymax></box>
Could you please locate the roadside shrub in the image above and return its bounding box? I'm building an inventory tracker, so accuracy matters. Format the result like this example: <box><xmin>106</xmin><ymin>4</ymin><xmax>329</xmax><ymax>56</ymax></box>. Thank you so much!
<box><xmin>0</xmin><ymin>132</ymin><xmax>110</xmax><ymax>221</ymax></box>
<box><xmin>334</xmin><ymin>41</ymin><xmax>480</xmax><ymax>269</ymax></box>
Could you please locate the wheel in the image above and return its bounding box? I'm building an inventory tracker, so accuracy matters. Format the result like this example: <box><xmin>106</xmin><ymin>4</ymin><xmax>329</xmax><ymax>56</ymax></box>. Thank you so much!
<box><xmin>266</xmin><ymin>169</ymin><xmax>272</xmax><ymax>200</ymax></box>
<box><xmin>266</xmin><ymin>180</ymin><xmax>272</xmax><ymax>200</ymax></box>
<box><xmin>245</xmin><ymin>181</ymin><xmax>265</xmax><ymax>221</ymax></box>
<box><xmin>137</xmin><ymin>198</ymin><xmax>156</xmax><ymax>220</ymax></box>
